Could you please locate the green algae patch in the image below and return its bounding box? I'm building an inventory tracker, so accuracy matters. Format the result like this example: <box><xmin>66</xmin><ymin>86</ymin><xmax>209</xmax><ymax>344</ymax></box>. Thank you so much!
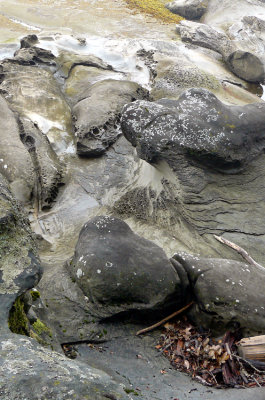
<box><xmin>125</xmin><ymin>0</ymin><xmax>184</xmax><ymax>23</ymax></box>
<box><xmin>8</xmin><ymin>296</ymin><xmax>29</xmax><ymax>335</ymax></box>
<box><xmin>32</xmin><ymin>319</ymin><xmax>52</xmax><ymax>338</ymax></box>
<box><xmin>30</xmin><ymin>290</ymin><xmax>40</xmax><ymax>301</ymax></box>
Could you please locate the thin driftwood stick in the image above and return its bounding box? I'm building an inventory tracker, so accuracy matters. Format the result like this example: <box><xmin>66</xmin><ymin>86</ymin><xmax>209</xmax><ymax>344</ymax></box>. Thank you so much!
<box><xmin>214</xmin><ymin>235</ymin><xmax>265</xmax><ymax>271</ymax></box>
<box><xmin>232</xmin><ymin>354</ymin><xmax>265</xmax><ymax>375</ymax></box>
<box><xmin>136</xmin><ymin>301</ymin><xmax>194</xmax><ymax>336</ymax></box>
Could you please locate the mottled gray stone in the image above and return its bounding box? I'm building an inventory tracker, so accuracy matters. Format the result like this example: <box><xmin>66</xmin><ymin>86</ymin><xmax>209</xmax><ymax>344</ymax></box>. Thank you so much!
<box><xmin>121</xmin><ymin>88</ymin><xmax>265</xmax><ymax>172</ymax></box>
<box><xmin>0</xmin><ymin>175</ymin><xmax>42</xmax><ymax>333</ymax></box>
<box><xmin>19</xmin><ymin>117</ymin><xmax>63</xmax><ymax>210</ymax></box>
<box><xmin>0</xmin><ymin>333</ymin><xmax>131</xmax><ymax>400</ymax></box>
<box><xmin>166</xmin><ymin>0</ymin><xmax>209</xmax><ymax>20</ymax></box>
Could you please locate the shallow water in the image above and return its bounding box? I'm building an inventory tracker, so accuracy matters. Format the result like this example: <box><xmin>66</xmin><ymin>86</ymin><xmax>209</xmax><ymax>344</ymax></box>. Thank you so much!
<box><xmin>0</xmin><ymin>0</ymin><xmax>175</xmax><ymax>44</ymax></box>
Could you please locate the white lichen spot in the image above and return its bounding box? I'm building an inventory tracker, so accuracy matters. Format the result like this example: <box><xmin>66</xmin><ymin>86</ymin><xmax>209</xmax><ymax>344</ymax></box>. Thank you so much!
<box><xmin>97</xmin><ymin>269</ymin><xmax>101</xmax><ymax>274</ymax></box>
<box><xmin>76</xmin><ymin>268</ymin><xmax>83</xmax><ymax>278</ymax></box>
<box><xmin>235</xmin><ymin>300</ymin><xmax>240</xmax><ymax>303</ymax></box>
<box><xmin>226</xmin><ymin>279</ymin><xmax>230</xmax><ymax>282</ymax></box>
<box><xmin>105</xmin><ymin>261</ymin><xmax>113</xmax><ymax>268</ymax></box>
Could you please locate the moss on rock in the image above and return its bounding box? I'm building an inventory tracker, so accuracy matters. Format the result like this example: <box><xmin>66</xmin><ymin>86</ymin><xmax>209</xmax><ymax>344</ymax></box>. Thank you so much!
<box><xmin>32</xmin><ymin>319</ymin><xmax>52</xmax><ymax>338</ymax></box>
<box><xmin>8</xmin><ymin>296</ymin><xmax>29</xmax><ymax>335</ymax></box>
<box><xmin>126</xmin><ymin>0</ymin><xmax>183</xmax><ymax>23</ymax></box>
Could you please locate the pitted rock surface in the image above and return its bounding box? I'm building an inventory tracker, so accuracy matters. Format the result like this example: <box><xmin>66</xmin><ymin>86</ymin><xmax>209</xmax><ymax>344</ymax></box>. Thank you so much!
<box><xmin>73</xmin><ymin>79</ymin><xmax>148</xmax><ymax>157</ymax></box>
<box><xmin>67</xmin><ymin>216</ymin><xmax>181</xmax><ymax>318</ymax></box>
<box><xmin>121</xmin><ymin>88</ymin><xmax>265</xmax><ymax>172</ymax></box>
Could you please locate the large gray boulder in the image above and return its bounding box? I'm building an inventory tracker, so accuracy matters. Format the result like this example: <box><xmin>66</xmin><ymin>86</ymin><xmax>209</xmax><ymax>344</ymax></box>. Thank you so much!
<box><xmin>166</xmin><ymin>0</ymin><xmax>209</xmax><ymax>20</ymax></box>
<box><xmin>173</xmin><ymin>252</ymin><xmax>265</xmax><ymax>336</ymax></box>
<box><xmin>0</xmin><ymin>333</ymin><xmax>131</xmax><ymax>400</ymax></box>
<box><xmin>176</xmin><ymin>20</ymin><xmax>265</xmax><ymax>82</ymax></box>
<box><xmin>67</xmin><ymin>216</ymin><xmax>181</xmax><ymax>318</ymax></box>
<box><xmin>121</xmin><ymin>88</ymin><xmax>265</xmax><ymax>172</ymax></box>
<box><xmin>73</xmin><ymin>80</ymin><xmax>148</xmax><ymax>157</ymax></box>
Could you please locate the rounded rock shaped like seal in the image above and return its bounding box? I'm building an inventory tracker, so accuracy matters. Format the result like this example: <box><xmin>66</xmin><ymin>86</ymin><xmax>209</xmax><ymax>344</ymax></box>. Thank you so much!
<box><xmin>68</xmin><ymin>216</ymin><xmax>181</xmax><ymax>318</ymax></box>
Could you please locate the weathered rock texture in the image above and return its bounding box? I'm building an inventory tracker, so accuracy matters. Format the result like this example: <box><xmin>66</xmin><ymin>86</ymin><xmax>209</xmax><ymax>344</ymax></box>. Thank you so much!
<box><xmin>177</xmin><ymin>20</ymin><xmax>265</xmax><ymax>82</ymax></box>
<box><xmin>121</xmin><ymin>88</ymin><xmax>265</xmax><ymax>172</ymax></box>
<box><xmin>0</xmin><ymin>58</ymin><xmax>73</xmax><ymax>154</ymax></box>
<box><xmin>67</xmin><ymin>216</ymin><xmax>181</xmax><ymax>318</ymax></box>
<box><xmin>73</xmin><ymin>80</ymin><xmax>148</xmax><ymax>156</ymax></box>
<box><xmin>172</xmin><ymin>253</ymin><xmax>265</xmax><ymax>336</ymax></box>
<box><xmin>0</xmin><ymin>175</ymin><xmax>42</xmax><ymax>332</ymax></box>
<box><xmin>19</xmin><ymin>118</ymin><xmax>63</xmax><ymax>210</ymax></box>
<box><xmin>166</xmin><ymin>0</ymin><xmax>209</xmax><ymax>20</ymax></box>
<box><xmin>0</xmin><ymin>333</ymin><xmax>131</xmax><ymax>400</ymax></box>
<box><xmin>0</xmin><ymin>95</ymin><xmax>34</xmax><ymax>203</ymax></box>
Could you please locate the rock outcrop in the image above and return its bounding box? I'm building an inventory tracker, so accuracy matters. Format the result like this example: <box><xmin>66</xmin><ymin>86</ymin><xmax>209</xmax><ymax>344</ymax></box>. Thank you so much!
<box><xmin>176</xmin><ymin>20</ymin><xmax>265</xmax><ymax>82</ymax></box>
<box><xmin>67</xmin><ymin>216</ymin><xmax>181</xmax><ymax>318</ymax></box>
<box><xmin>0</xmin><ymin>333</ymin><xmax>131</xmax><ymax>400</ymax></box>
<box><xmin>121</xmin><ymin>88</ymin><xmax>265</xmax><ymax>172</ymax></box>
<box><xmin>166</xmin><ymin>0</ymin><xmax>209</xmax><ymax>20</ymax></box>
<box><xmin>0</xmin><ymin>175</ymin><xmax>42</xmax><ymax>333</ymax></box>
<box><xmin>73</xmin><ymin>80</ymin><xmax>148</xmax><ymax>156</ymax></box>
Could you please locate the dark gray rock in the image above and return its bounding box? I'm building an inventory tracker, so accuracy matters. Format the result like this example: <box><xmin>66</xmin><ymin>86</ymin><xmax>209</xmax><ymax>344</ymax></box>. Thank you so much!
<box><xmin>19</xmin><ymin>117</ymin><xmax>63</xmax><ymax>210</ymax></box>
<box><xmin>0</xmin><ymin>332</ymin><xmax>131</xmax><ymax>400</ymax></box>
<box><xmin>166</xmin><ymin>0</ymin><xmax>209</xmax><ymax>20</ymax></box>
<box><xmin>0</xmin><ymin>175</ymin><xmax>42</xmax><ymax>333</ymax></box>
<box><xmin>176</xmin><ymin>20</ymin><xmax>265</xmax><ymax>82</ymax></box>
<box><xmin>13</xmin><ymin>46</ymin><xmax>56</xmax><ymax>65</ymax></box>
<box><xmin>67</xmin><ymin>216</ymin><xmax>181</xmax><ymax>318</ymax></box>
<box><xmin>173</xmin><ymin>252</ymin><xmax>265</xmax><ymax>336</ymax></box>
<box><xmin>73</xmin><ymin>79</ymin><xmax>148</xmax><ymax>157</ymax></box>
<box><xmin>121</xmin><ymin>88</ymin><xmax>265</xmax><ymax>172</ymax></box>
<box><xmin>20</xmin><ymin>34</ymin><xmax>39</xmax><ymax>49</ymax></box>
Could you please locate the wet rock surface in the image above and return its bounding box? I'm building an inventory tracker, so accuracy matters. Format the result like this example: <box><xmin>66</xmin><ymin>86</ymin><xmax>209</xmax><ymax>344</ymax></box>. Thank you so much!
<box><xmin>0</xmin><ymin>0</ymin><xmax>265</xmax><ymax>397</ymax></box>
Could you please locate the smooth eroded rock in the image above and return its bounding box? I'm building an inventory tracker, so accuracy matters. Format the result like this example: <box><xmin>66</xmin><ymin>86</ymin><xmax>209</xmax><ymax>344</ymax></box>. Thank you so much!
<box><xmin>67</xmin><ymin>216</ymin><xmax>181</xmax><ymax>318</ymax></box>
<box><xmin>166</xmin><ymin>0</ymin><xmax>209</xmax><ymax>20</ymax></box>
<box><xmin>177</xmin><ymin>20</ymin><xmax>265</xmax><ymax>82</ymax></box>
<box><xmin>73</xmin><ymin>79</ymin><xmax>148</xmax><ymax>157</ymax></box>
<box><xmin>173</xmin><ymin>252</ymin><xmax>265</xmax><ymax>336</ymax></box>
<box><xmin>0</xmin><ymin>95</ymin><xmax>34</xmax><ymax>203</ymax></box>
